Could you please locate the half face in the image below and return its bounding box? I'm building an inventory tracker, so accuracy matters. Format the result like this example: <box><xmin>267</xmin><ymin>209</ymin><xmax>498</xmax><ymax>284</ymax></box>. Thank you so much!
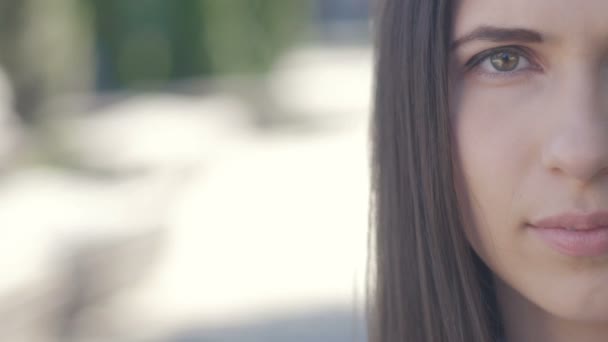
<box><xmin>451</xmin><ymin>0</ymin><xmax>608</xmax><ymax>323</ymax></box>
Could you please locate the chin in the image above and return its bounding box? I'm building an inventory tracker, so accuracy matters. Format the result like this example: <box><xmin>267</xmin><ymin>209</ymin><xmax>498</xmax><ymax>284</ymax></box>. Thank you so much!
<box><xmin>546</xmin><ymin>297</ymin><xmax>608</xmax><ymax>322</ymax></box>
<box><xmin>496</xmin><ymin>267</ymin><xmax>608</xmax><ymax>325</ymax></box>
<box><xmin>528</xmin><ymin>276</ymin><xmax>608</xmax><ymax>323</ymax></box>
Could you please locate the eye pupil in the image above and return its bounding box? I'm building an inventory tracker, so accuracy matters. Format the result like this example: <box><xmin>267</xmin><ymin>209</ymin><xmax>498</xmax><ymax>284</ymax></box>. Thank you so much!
<box><xmin>490</xmin><ymin>51</ymin><xmax>519</xmax><ymax>71</ymax></box>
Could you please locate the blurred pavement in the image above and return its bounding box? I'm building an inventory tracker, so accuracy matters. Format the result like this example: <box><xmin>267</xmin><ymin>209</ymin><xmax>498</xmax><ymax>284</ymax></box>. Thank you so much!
<box><xmin>0</xmin><ymin>44</ymin><xmax>371</xmax><ymax>342</ymax></box>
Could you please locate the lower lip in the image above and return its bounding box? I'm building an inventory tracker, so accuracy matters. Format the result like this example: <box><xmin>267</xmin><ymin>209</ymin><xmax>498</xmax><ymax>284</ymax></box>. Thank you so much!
<box><xmin>529</xmin><ymin>225</ymin><xmax>608</xmax><ymax>257</ymax></box>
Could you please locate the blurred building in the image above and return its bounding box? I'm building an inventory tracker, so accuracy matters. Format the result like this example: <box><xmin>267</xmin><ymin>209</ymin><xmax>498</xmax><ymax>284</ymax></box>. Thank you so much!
<box><xmin>316</xmin><ymin>0</ymin><xmax>369</xmax><ymax>21</ymax></box>
<box><xmin>313</xmin><ymin>0</ymin><xmax>370</xmax><ymax>43</ymax></box>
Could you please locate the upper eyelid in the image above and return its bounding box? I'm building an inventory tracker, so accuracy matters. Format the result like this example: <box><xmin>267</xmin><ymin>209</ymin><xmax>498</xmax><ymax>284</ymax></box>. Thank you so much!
<box><xmin>465</xmin><ymin>45</ymin><xmax>536</xmax><ymax>69</ymax></box>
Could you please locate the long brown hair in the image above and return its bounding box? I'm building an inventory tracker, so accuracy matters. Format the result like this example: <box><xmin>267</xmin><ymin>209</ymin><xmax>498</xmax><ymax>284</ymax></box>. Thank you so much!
<box><xmin>368</xmin><ymin>0</ymin><xmax>501</xmax><ymax>341</ymax></box>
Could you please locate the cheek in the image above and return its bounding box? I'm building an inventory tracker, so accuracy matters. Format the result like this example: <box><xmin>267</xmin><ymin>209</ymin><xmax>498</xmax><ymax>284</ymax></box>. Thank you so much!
<box><xmin>451</xmin><ymin>80</ymin><xmax>608</xmax><ymax>321</ymax></box>
<box><xmin>451</xmin><ymin>84</ymin><xmax>541</xmax><ymax>259</ymax></box>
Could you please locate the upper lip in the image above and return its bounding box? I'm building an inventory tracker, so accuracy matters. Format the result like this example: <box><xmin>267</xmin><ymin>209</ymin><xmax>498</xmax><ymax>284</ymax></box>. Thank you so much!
<box><xmin>529</xmin><ymin>211</ymin><xmax>608</xmax><ymax>230</ymax></box>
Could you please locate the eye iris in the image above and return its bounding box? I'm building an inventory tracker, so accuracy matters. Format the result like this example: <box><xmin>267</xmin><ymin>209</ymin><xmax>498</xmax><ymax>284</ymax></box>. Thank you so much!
<box><xmin>490</xmin><ymin>51</ymin><xmax>519</xmax><ymax>71</ymax></box>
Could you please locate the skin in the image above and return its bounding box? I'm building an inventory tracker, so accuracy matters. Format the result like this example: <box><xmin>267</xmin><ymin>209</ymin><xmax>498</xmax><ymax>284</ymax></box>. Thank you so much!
<box><xmin>450</xmin><ymin>1</ymin><xmax>608</xmax><ymax>341</ymax></box>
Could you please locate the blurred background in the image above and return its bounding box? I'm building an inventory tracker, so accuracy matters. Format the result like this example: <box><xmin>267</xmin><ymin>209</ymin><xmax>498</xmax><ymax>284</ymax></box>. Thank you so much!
<box><xmin>0</xmin><ymin>0</ymin><xmax>372</xmax><ymax>341</ymax></box>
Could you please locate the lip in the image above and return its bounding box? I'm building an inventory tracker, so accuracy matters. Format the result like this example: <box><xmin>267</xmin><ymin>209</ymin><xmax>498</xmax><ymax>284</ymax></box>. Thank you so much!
<box><xmin>530</xmin><ymin>211</ymin><xmax>608</xmax><ymax>230</ymax></box>
<box><xmin>528</xmin><ymin>211</ymin><xmax>608</xmax><ymax>257</ymax></box>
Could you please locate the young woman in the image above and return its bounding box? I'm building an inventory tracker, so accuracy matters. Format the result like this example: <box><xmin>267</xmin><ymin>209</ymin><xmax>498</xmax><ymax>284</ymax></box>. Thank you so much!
<box><xmin>369</xmin><ymin>1</ymin><xmax>608</xmax><ymax>341</ymax></box>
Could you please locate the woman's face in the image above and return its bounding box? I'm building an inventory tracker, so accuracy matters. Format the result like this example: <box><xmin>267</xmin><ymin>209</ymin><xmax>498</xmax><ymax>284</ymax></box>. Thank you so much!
<box><xmin>452</xmin><ymin>0</ymin><xmax>608</xmax><ymax>324</ymax></box>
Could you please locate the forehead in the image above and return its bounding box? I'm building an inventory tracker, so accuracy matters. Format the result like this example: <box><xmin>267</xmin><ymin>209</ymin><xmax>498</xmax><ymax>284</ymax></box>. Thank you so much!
<box><xmin>453</xmin><ymin>0</ymin><xmax>608</xmax><ymax>44</ymax></box>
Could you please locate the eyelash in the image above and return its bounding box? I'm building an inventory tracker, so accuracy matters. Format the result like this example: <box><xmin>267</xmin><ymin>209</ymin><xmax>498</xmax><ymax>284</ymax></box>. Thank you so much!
<box><xmin>465</xmin><ymin>45</ymin><xmax>542</xmax><ymax>78</ymax></box>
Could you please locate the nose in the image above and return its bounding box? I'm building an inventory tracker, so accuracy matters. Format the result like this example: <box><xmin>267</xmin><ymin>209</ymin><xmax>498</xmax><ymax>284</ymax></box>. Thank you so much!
<box><xmin>542</xmin><ymin>124</ymin><xmax>608</xmax><ymax>184</ymax></box>
<box><xmin>541</xmin><ymin>71</ymin><xmax>608</xmax><ymax>185</ymax></box>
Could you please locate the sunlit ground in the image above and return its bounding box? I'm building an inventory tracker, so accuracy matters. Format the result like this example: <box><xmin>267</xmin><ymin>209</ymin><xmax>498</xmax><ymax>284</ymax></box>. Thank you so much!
<box><xmin>0</xmin><ymin>43</ymin><xmax>371</xmax><ymax>341</ymax></box>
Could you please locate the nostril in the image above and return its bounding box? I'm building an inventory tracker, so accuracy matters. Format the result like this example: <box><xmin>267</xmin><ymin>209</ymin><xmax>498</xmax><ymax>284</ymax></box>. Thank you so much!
<box><xmin>541</xmin><ymin>133</ymin><xmax>608</xmax><ymax>184</ymax></box>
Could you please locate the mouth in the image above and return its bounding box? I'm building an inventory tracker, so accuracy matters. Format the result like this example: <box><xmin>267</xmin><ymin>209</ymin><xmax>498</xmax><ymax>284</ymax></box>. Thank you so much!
<box><xmin>528</xmin><ymin>211</ymin><xmax>608</xmax><ymax>257</ymax></box>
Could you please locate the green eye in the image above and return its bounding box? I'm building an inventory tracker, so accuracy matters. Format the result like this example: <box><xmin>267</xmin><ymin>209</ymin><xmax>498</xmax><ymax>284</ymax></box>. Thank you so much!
<box><xmin>489</xmin><ymin>51</ymin><xmax>520</xmax><ymax>72</ymax></box>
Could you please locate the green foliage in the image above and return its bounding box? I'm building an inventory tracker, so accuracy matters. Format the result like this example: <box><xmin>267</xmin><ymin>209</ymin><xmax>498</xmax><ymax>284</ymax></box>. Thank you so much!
<box><xmin>88</xmin><ymin>0</ymin><xmax>311</xmax><ymax>89</ymax></box>
<box><xmin>199</xmin><ymin>0</ymin><xmax>310</xmax><ymax>75</ymax></box>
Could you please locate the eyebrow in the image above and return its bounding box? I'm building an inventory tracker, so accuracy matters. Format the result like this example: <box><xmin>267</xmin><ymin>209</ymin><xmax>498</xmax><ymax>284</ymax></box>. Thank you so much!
<box><xmin>451</xmin><ymin>26</ymin><xmax>545</xmax><ymax>50</ymax></box>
